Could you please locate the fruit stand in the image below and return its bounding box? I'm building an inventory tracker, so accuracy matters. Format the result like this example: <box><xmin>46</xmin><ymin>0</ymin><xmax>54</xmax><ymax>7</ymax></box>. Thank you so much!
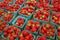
<box><xmin>0</xmin><ymin>0</ymin><xmax>60</xmax><ymax>40</ymax></box>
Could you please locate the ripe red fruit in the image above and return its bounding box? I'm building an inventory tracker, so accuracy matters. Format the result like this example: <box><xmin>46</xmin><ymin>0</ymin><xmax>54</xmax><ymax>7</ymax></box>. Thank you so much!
<box><xmin>3</xmin><ymin>12</ymin><xmax>13</xmax><ymax>22</ymax></box>
<box><xmin>26</xmin><ymin>0</ymin><xmax>38</xmax><ymax>7</ymax></box>
<box><xmin>41</xmin><ymin>29</ymin><xmax>45</xmax><ymax>34</ymax></box>
<box><xmin>26</xmin><ymin>20</ymin><xmax>40</xmax><ymax>33</ymax></box>
<box><xmin>6</xmin><ymin>4</ymin><xmax>20</xmax><ymax>12</ymax></box>
<box><xmin>52</xmin><ymin>0</ymin><xmax>59</xmax><ymax>5</ymax></box>
<box><xmin>26</xmin><ymin>26</ymin><xmax>30</xmax><ymax>30</ymax></box>
<box><xmin>58</xmin><ymin>32</ymin><xmax>60</xmax><ymax>36</ymax></box>
<box><xmin>50</xmin><ymin>32</ymin><xmax>54</xmax><ymax>36</ymax></box>
<box><xmin>52</xmin><ymin>13</ymin><xmax>60</xmax><ymax>25</ymax></box>
<box><xmin>49</xmin><ymin>26</ymin><xmax>54</xmax><ymax>29</ymax></box>
<box><xmin>40</xmin><ymin>23</ymin><xmax>55</xmax><ymax>38</ymax></box>
<box><xmin>22</xmin><ymin>30</ymin><xmax>29</xmax><ymax>36</ymax></box>
<box><xmin>57</xmin><ymin>28</ymin><xmax>60</xmax><ymax>40</ymax></box>
<box><xmin>57</xmin><ymin>27</ymin><xmax>60</xmax><ymax>31</ymax></box>
<box><xmin>37</xmin><ymin>3</ymin><xmax>50</xmax><ymax>11</ymax></box>
<box><xmin>20</xmin><ymin>37</ymin><xmax>25</xmax><ymax>40</ymax></box>
<box><xmin>37</xmin><ymin>36</ymin><xmax>47</xmax><ymax>40</ymax></box>
<box><xmin>0</xmin><ymin>2</ymin><xmax>3</xmax><ymax>8</ymax></box>
<box><xmin>3</xmin><ymin>0</ymin><xmax>13</xmax><ymax>8</ymax></box>
<box><xmin>9</xmin><ymin>36</ymin><xmax>15</xmax><ymax>40</ymax></box>
<box><xmin>20</xmin><ymin>7</ymin><xmax>34</xmax><ymax>16</ymax></box>
<box><xmin>52</xmin><ymin>4</ymin><xmax>60</xmax><ymax>12</ymax></box>
<box><xmin>31</xmin><ymin>27</ymin><xmax>37</xmax><ymax>32</ymax></box>
<box><xmin>57</xmin><ymin>26</ymin><xmax>60</xmax><ymax>40</ymax></box>
<box><xmin>0</xmin><ymin>2</ymin><xmax>8</xmax><ymax>8</ymax></box>
<box><xmin>19</xmin><ymin>30</ymin><xmax>34</xmax><ymax>40</ymax></box>
<box><xmin>4</xmin><ymin>26</ymin><xmax>21</xmax><ymax>39</ymax></box>
<box><xmin>16</xmin><ymin>18</ymin><xmax>25</xmax><ymax>27</ymax></box>
<box><xmin>38</xmin><ymin>0</ymin><xmax>49</xmax><ymax>4</ymax></box>
<box><xmin>34</xmin><ymin>10</ymin><xmax>49</xmax><ymax>21</ymax></box>
<box><xmin>4</xmin><ymin>0</ymin><xmax>13</xmax><ymax>3</ymax></box>
<box><xmin>15</xmin><ymin>0</ymin><xmax>24</xmax><ymax>5</ymax></box>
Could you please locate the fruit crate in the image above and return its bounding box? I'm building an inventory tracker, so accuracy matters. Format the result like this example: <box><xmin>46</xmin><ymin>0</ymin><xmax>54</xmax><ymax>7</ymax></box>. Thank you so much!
<box><xmin>1</xmin><ymin>26</ymin><xmax>21</xmax><ymax>40</ymax></box>
<box><xmin>36</xmin><ymin>2</ymin><xmax>51</xmax><ymax>11</ymax></box>
<box><xmin>1</xmin><ymin>11</ymin><xmax>17</xmax><ymax>25</ymax></box>
<box><xmin>25</xmin><ymin>20</ymin><xmax>41</xmax><ymax>35</ymax></box>
<box><xmin>39</xmin><ymin>22</ymin><xmax>56</xmax><ymax>40</ymax></box>
<box><xmin>2</xmin><ymin>34</ymin><xmax>18</xmax><ymax>40</ymax></box>
<box><xmin>13</xmin><ymin>0</ymin><xmax>26</xmax><ymax>6</ymax></box>
<box><xmin>24</xmin><ymin>0</ymin><xmax>38</xmax><ymax>8</ymax></box>
<box><xmin>12</xmin><ymin>16</ymin><xmax>28</xmax><ymax>30</ymax></box>
<box><xmin>33</xmin><ymin>9</ymin><xmax>50</xmax><ymax>23</ymax></box>
<box><xmin>5</xmin><ymin>4</ymin><xmax>22</xmax><ymax>14</ymax></box>
<box><xmin>18</xmin><ymin>6</ymin><xmax>35</xmax><ymax>20</ymax></box>
<box><xmin>0</xmin><ymin>18</ymin><xmax>9</xmax><ymax>35</ymax></box>
<box><xmin>50</xmin><ymin>11</ymin><xmax>60</xmax><ymax>27</ymax></box>
<box><xmin>17</xmin><ymin>30</ymin><xmax>36</xmax><ymax>40</ymax></box>
<box><xmin>13</xmin><ymin>0</ymin><xmax>26</xmax><ymax>11</ymax></box>
<box><xmin>51</xmin><ymin>0</ymin><xmax>60</xmax><ymax>12</ymax></box>
<box><xmin>0</xmin><ymin>0</ymin><xmax>60</xmax><ymax>40</ymax></box>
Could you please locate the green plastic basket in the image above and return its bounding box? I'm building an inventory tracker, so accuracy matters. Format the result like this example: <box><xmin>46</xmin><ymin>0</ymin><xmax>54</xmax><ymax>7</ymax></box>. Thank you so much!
<box><xmin>12</xmin><ymin>16</ymin><xmax>28</xmax><ymax>30</ymax></box>
<box><xmin>39</xmin><ymin>22</ymin><xmax>56</xmax><ymax>40</ymax></box>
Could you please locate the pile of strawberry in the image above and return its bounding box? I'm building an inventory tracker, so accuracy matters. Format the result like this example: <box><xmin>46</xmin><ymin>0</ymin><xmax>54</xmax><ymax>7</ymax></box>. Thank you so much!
<box><xmin>0</xmin><ymin>0</ymin><xmax>13</xmax><ymax>8</ymax></box>
<box><xmin>18</xmin><ymin>30</ymin><xmax>34</xmax><ymax>40</ymax></box>
<box><xmin>51</xmin><ymin>0</ymin><xmax>60</xmax><ymax>12</ymax></box>
<box><xmin>0</xmin><ymin>20</ymin><xmax>7</xmax><ymax>32</ymax></box>
<box><xmin>19</xmin><ymin>7</ymin><xmax>34</xmax><ymax>16</ymax></box>
<box><xmin>3</xmin><ymin>26</ymin><xmax>21</xmax><ymax>40</ymax></box>
<box><xmin>6</xmin><ymin>4</ymin><xmax>20</xmax><ymax>12</ymax></box>
<box><xmin>15</xmin><ymin>18</ymin><xmax>25</xmax><ymax>27</ymax></box>
<box><xmin>15</xmin><ymin>0</ymin><xmax>25</xmax><ymax>5</ymax></box>
<box><xmin>0</xmin><ymin>0</ymin><xmax>60</xmax><ymax>40</ymax></box>
<box><xmin>34</xmin><ymin>10</ymin><xmax>50</xmax><ymax>21</ymax></box>
<box><xmin>26</xmin><ymin>0</ymin><xmax>38</xmax><ymax>7</ymax></box>
<box><xmin>38</xmin><ymin>0</ymin><xmax>49</xmax><ymax>4</ymax></box>
<box><xmin>2</xmin><ymin>12</ymin><xmax>14</xmax><ymax>22</ymax></box>
<box><xmin>4</xmin><ymin>0</ymin><xmax>13</xmax><ymax>4</ymax></box>
<box><xmin>52</xmin><ymin>13</ymin><xmax>60</xmax><ymax>25</ymax></box>
<box><xmin>37</xmin><ymin>3</ymin><xmax>50</xmax><ymax>11</ymax></box>
<box><xmin>25</xmin><ymin>20</ymin><xmax>40</xmax><ymax>33</ymax></box>
<box><xmin>37</xmin><ymin>36</ymin><xmax>47</xmax><ymax>40</ymax></box>
<box><xmin>40</xmin><ymin>23</ymin><xmax>55</xmax><ymax>38</ymax></box>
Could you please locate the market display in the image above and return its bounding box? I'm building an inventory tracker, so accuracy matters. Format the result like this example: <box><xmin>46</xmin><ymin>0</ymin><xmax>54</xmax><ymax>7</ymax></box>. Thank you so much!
<box><xmin>0</xmin><ymin>0</ymin><xmax>60</xmax><ymax>40</ymax></box>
